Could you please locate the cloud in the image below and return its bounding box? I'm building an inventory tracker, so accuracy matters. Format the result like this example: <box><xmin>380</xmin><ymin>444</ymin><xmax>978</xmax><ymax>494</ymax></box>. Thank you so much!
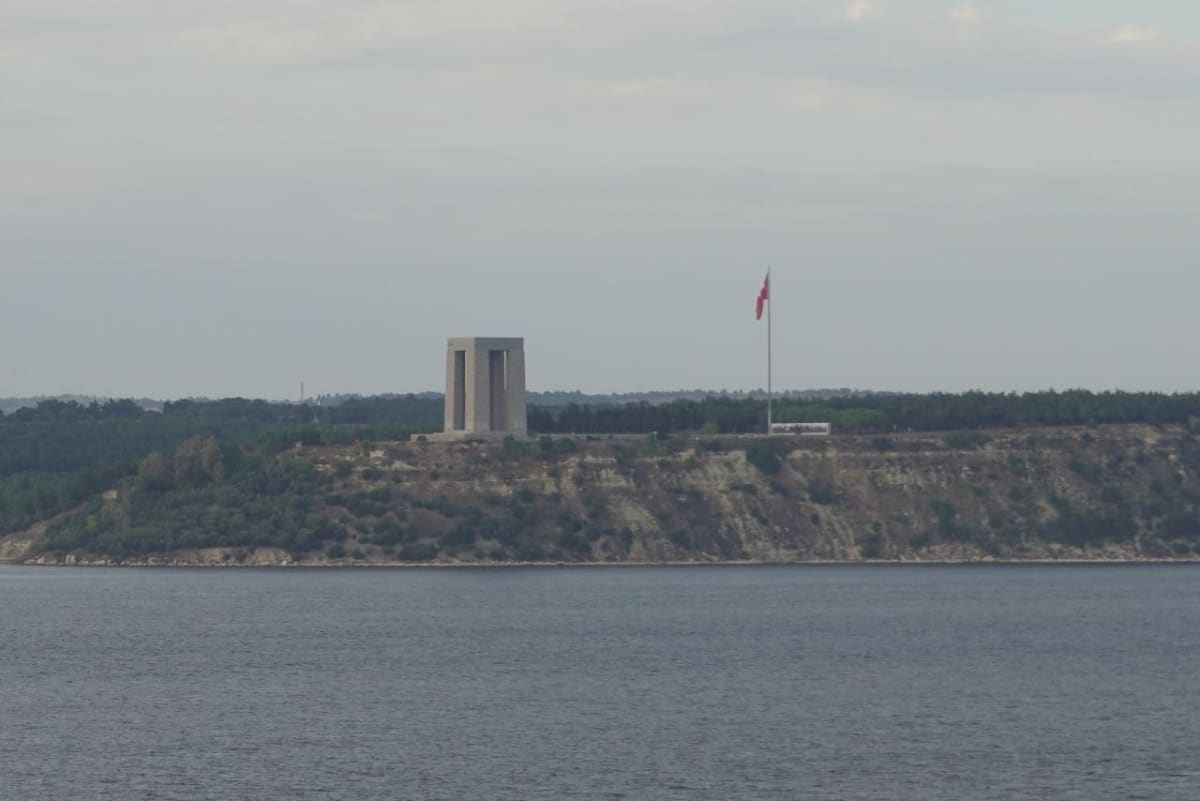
<box><xmin>580</xmin><ymin>77</ymin><xmax>719</xmax><ymax>113</ymax></box>
<box><xmin>1107</xmin><ymin>26</ymin><xmax>1160</xmax><ymax>46</ymax></box>
<box><xmin>846</xmin><ymin>2</ymin><xmax>879</xmax><ymax>23</ymax></box>
<box><xmin>566</xmin><ymin>76</ymin><xmax>892</xmax><ymax>120</ymax></box>
<box><xmin>2</xmin><ymin>1</ymin><xmax>754</xmax><ymax>69</ymax></box>
<box><xmin>950</xmin><ymin>6</ymin><xmax>982</xmax><ymax>24</ymax></box>
<box><xmin>0</xmin><ymin>43</ymin><xmax>40</xmax><ymax>66</ymax></box>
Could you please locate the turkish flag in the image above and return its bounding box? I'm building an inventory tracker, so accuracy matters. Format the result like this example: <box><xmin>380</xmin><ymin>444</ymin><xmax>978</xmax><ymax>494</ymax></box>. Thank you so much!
<box><xmin>755</xmin><ymin>273</ymin><xmax>770</xmax><ymax>320</ymax></box>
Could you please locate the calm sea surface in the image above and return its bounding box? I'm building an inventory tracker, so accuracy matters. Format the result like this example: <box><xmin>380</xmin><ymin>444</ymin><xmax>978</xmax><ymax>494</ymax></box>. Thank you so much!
<box><xmin>1</xmin><ymin>564</ymin><xmax>1198</xmax><ymax>801</ymax></box>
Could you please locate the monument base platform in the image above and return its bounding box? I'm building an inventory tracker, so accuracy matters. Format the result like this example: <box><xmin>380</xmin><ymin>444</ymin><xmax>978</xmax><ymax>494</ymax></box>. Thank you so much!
<box><xmin>426</xmin><ymin>431</ymin><xmax>528</xmax><ymax>443</ymax></box>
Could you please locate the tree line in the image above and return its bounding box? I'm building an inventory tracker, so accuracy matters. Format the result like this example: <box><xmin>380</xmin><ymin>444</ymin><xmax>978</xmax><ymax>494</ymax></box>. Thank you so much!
<box><xmin>528</xmin><ymin>390</ymin><xmax>1200</xmax><ymax>435</ymax></box>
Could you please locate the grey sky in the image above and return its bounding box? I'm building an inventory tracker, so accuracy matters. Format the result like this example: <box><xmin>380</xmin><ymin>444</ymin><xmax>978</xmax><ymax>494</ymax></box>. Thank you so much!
<box><xmin>2</xmin><ymin>1</ymin><xmax>1197</xmax><ymax>398</ymax></box>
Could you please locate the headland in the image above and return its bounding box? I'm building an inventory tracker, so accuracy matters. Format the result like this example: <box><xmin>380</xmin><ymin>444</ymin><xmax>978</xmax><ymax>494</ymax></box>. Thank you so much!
<box><xmin>6</xmin><ymin>421</ymin><xmax>1200</xmax><ymax>566</ymax></box>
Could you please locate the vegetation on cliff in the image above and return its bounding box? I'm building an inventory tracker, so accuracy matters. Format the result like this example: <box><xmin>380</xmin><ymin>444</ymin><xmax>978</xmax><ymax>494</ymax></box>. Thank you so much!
<box><xmin>11</xmin><ymin>424</ymin><xmax>1200</xmax><ymax>564</ymax></box>
<box><xmin>4</xmin><ymin>391</ymin><xmax>1200</xmax><ymax>564</ymax></box>
<box><xmin>0</xmin><ymin>396</ymin><xmax>438</xmax><ymax>535</ymax></box>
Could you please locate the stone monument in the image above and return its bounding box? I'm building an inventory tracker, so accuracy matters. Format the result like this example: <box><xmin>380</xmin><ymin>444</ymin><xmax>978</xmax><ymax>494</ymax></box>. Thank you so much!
<box><xmin>437</xmin><ymin>337</ymin><xmax>527</xmax><ymax>439</ymax></box>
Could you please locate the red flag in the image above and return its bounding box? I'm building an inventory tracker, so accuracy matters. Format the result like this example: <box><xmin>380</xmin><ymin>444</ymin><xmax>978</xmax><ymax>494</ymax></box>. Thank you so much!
<box><xmin>755</xmin><ymin>273</ymin><xmax>770</xmax><ymax>320</ymax></box>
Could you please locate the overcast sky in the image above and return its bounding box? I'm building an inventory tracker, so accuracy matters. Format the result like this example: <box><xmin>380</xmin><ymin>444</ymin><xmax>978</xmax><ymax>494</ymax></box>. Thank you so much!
<box><xmin>2</xmin><ymin>1</ymin><xmax>1197</xmax><ymax>399</ymax></box>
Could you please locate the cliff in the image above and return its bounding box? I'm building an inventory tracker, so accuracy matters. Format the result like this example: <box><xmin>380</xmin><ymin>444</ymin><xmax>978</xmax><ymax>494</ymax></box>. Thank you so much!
<box><xmin>6</xmin><ymin>424</ymin><xmax>1200</xmax><ymax>565</ymax></box>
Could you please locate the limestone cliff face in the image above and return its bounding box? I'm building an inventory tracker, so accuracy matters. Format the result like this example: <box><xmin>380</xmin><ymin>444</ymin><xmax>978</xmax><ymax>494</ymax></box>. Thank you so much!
<box><xmin>0</xmin><ymin>535</ymin><xmax>34</xmax><ymax>563</ymax></box>
<box><xmin>7</xmin><ymin>424</ymin><xmax>1200</xmax><ymax>565</ymax></box>
<box><xmin>305</xmin><ymin>425</ymin><xmax>1200</xmax><ymax>563</ymax></box>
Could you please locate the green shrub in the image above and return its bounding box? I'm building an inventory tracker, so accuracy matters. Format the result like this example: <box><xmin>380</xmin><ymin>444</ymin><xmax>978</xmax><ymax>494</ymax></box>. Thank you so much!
<box><xmin>556</xmin><ymin>530</ymin><xmax>590</xmax><ymax>555</ymax></box>
<box><xmin>943</xmin><ymin>431</ymin><xmax>991</xmax><ymax>450</ymax></box>
<box><xmin>398</xmin><ymin>543</ymin><xmax>438</xmax><ymax>561</ymax></box>
<box><xmin>745</xmin><ymin>441</ymin><xmax>783</xmax><ymax>475</ymax></box>
<box><xmin>439</xmin><ymin>524</ymin><xmax>476</xmax><ymax>551</ymax></box>
<box><xmin>1068</xmin><ymin>457</ymin><xmax>1103</xmax><ymax>483</ymax></box>
<box><xmin>368</xmin><ymin>516</ymin><xmax>405</xmax><ymax>547</ymax></box>
<box><xmin>539</xmin><ymin>436</ymin><xmax>577</xmax><ymax>457</ymax></box>
<box><xmin>668</xmin><ymin>529</ymin><xmax>693</xmax><ymax>549</ymax></box>
<box><xmin>515</xmin><ymin>543</ymin><xmax>546</xmax><ymax>561</ymax></box>
<box><xmin>807</xmin><ymin>479</ymin><xmax>838</xmax><ymax>505</ymax></box>
<box><xmin>931</xmin><ymin>500</ymin><xmax>958</xmax><ymax>535</ymax></box>
<box><xmin>555</xmin><ymin>509</ymin><xmax>584</xmax><ymax>531</ymax></box>
<box><xmin>858</xmin><ymin>530</ymin><xmax>883</xmax><ymax>559</ymax></box>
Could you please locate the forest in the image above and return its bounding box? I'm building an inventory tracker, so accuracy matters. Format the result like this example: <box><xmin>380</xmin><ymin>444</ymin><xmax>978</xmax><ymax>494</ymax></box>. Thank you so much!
<box><xmin>528</xmin><ymin>390</ymin><xmax>1200</xmax><ymax>435</ymax></box>
<box><xmin>0</xmin><ymin>395</ymin><xmax>439</xmax><ymax>535</ymax></box>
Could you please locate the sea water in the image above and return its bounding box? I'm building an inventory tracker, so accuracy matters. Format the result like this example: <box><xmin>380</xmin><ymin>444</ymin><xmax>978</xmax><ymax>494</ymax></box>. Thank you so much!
<box><xmin>2</xmin><ymin>564</ymin><xmax>1197</xmax><ymax>801</ymax></box>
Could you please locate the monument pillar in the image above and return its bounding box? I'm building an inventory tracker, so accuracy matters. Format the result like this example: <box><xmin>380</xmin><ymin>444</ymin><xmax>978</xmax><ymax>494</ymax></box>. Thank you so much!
<box><xmin>444</xmin><ymin>348</ymin><xmax>466</xmax><ymax>431</ymax></box>
<box><xmin>437</xmin><ymin>337</ymin><xmax>527</xmax><ymax>439</ymax></box>
<box><xmin>504</xmin><ymin>347</ymin><xmax>527</xmax><ymax>437</ymax></box>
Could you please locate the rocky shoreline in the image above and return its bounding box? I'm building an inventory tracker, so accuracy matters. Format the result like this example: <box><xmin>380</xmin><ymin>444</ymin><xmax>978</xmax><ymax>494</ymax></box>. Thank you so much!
<box><xmin>11</xmin><ymin>548</ymin><xmax>1200</xmax><ymax>569</ymax></box>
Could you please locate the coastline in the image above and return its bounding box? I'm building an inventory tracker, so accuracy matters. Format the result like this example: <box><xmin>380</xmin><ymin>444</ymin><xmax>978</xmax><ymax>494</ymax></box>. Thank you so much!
<box><xmin>7</xmin><ymin>423</ymin><xmax>1200</xmax><ymax>568</ymax></box>
<box><xmin>7</xmin><ymin>555</ymin><xmax>1200</xmax><ymax>568</ymax></box>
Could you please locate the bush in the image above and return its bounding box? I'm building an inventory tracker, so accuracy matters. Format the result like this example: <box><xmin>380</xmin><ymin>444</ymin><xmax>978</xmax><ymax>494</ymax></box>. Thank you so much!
<box><xmin>397</xmin><ymin>543</ymin><xmax>438</xmax><ymax>561</ymax></box>
<box><xmin>1163</xmin><ymin>511</ymin><xmax>1200</xmax><ymax>539</ymax></box>
<box><xmin>858</xmin><ymin>530</ymin><xmax>883</xmax><ymax>559</ymax></box>
<box><xmin>668</xmin><ymin>529</ymin><xmax>693</xmax><ymax>549</ymax></box>
<box><xmin>931</xmin><ymin>500</ymin><xmax>958</xmax><ymax>535</ymax></box>
<box><xmin>1042</xmin><ymin>507</ymin><xmax>1136</xmax><ymax>546</ymax></box>
<box><xmin>368</xmin><ymin>516</ymin><xmax>405</xmax><ymax>547</ymax></box>
<box><xmin>539</xmin><ymin>436</ymin><xmax>577</xmax><ymax>457</ymax></box>
<box><xmin>1068</xmin><ymin>457</ymin><xmax>1103</xmax><ymax>483</ymax></box>
<box><xmin>943</xmin><ymin>431</ymin><xmax>991</xmax><ymax>450</ymax></box>
<box><xmin>439</xmin><ymin>524</ymin><xmax>476</xmax><ymax>551</ymax></box>
<box><xmin>807</xmin><ymin>479</ymin><xmax>838</xmax><ymax>505</ymax></box>
<box><xmin>555</xmin><ymin>509</ymin><xmax>584</xmax><ymax>531</ymax></box>
<box><xmin>556</xmin><ymin>530</ymin><xmax>590</xmax><ymax>555</ymax></box>
<box><xmin>745</xmin><ymin>441</ymin><xmax>783</xmax><ymax>475</ymax></box>
<box><xmin>500</xmin><ymin>436</ymin><xmax>536</xmax><ymax>459</ymax></box>
<box><xmin>326</xmin><ymin>543</ymin><xmax>346</xmax><ymax>559</ymax></box>
<box><xmin>1099</xmin><ymin>485</ymin><xmax>1127</xmax><ymax>506</ymax></box>
<box><xmin>515</xmin><ymin>543</ymin><xmax>547</xmax><ymax>561</ymax></box>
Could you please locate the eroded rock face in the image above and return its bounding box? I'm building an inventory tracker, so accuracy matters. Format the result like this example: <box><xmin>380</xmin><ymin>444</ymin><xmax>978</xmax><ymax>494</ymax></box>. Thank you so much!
<box><xmin>6</xmin><ymin>425</ymin><xmax>1200</xmax><ymax>565</ymax></box>
<box><xmin>0</xmin><ymin>536</ymin><xmax>34</xmax><ymax>563</ymax></box>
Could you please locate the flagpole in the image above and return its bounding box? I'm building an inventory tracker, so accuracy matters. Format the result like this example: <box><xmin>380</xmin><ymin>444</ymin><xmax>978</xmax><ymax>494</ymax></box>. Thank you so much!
<box><xmin>766</xmin><ymin>265</ymin><xmax>773</xmax><ymax>435</ymax></box>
